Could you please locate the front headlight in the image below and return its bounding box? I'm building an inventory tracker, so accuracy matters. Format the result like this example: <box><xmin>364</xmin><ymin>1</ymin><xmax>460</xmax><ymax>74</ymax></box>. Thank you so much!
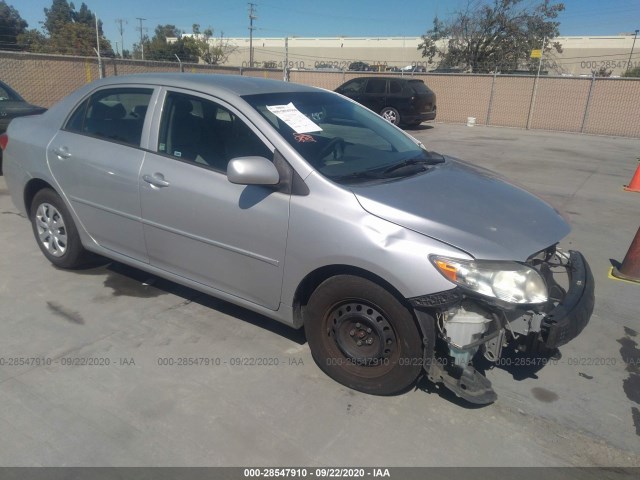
<box><xmin>430</xmin><ymin>256</ymin><xmax>548</xmax><ymax>304</ymax></box>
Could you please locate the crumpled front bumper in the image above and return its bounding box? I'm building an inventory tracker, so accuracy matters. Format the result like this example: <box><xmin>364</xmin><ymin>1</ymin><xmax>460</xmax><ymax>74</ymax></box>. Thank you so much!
<box><xmin>538</xmin><ymin>250</ymin><xmax>595</xmax><ymax>349</ymax></box>
<box><xmin>409</xmin><ymin>249</ymin><xmax>594</xmax><ymax>404</ymax></box>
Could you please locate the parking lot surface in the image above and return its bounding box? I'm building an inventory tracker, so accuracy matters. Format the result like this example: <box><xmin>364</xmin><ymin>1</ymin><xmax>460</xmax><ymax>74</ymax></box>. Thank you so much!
<box><xmin>0</xmin><ymin>123</ymin><xmax>639</xmax><ymax>466</ymax></box>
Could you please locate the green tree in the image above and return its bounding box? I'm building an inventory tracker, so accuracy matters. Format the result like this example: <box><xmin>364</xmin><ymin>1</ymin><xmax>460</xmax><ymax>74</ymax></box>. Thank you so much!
<box><xmin>0</xmin><ymin>0</ymin><xmax>28</xmax><ymax>50</ymax></box>
<box><xmin>17</xmin><ymin>28</ymin><xmax>49</xmax><ymax>52</ymax></box>
<box><xmin>43</xmin><ymin>0</ymin><xmax>113</xmax><ymax>56</ymax></box>
<box><xmin>622</xmin><ymin>66</ymin><xmax>640</xmax><ymax>78</ymax></box>
<box><xmin>43</xmin><ymin>0</ymin><xmax>74</xmax><ymax>37</ymax></box>
<box><xmin>139</xmin><ymin>24</ymin><xmax>199</xmax><ymax>63</ymax></box>
<box><xmin>418</xmin><ymin>0</ymin><xmax>565</xmax><ymax>73</ymax></box>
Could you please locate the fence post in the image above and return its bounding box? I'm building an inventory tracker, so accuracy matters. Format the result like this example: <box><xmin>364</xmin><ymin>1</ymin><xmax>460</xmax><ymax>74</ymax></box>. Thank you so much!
<box><xmin>581</xmin><ymin>73</ymin><xmax>596</xmax><ymax>133</ymax></box>
<box><xmin>486</xmin><ymin>70</ymin><xmax>497</xmax><ymax>126</ymax></box>
<box><xmin>526</xmin><ymin>75</ymin><xmax>540</xmax><ymax>130</ymax></box>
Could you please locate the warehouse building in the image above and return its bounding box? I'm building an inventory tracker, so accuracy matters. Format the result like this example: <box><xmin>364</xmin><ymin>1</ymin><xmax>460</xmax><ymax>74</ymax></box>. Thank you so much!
<box><xmin>203</xmin><ymin>35</ymin><xmax>640</xmax><ymax>76</ymax></box>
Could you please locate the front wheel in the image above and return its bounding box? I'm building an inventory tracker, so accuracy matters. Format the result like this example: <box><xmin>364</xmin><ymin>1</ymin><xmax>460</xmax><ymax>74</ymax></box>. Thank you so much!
<box><xmin>30</xmin><ymin>188</ymin><xmax>91</xmax><ymax>268</ymax></box>
<box><xmin>380</xmin><ymin>107</ymin><xmax>401</xmax><ymax>126</ymax></box>
<box><xmin>304</xmin><ymin>275</ymin><xmax>429</xmax><ymax>395</ymax></box>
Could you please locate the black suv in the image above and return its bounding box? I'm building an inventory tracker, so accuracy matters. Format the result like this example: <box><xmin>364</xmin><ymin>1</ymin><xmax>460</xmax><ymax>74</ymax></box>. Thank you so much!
<box><xmin>335</xmin><ymin>77</ymin><xmax>436</xmax><ymax>127</ymax></box>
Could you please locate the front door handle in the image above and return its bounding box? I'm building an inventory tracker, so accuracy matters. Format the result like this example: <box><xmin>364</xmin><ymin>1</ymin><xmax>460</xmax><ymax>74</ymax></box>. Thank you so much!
<box><xmin>53</xmin><ymin>146</ymin><xmax>71</xmax><ymax>159</ymax></box>
<box><xmin>143</xmin><ymin>173</ymin><xmax>170</xmax><ymax>188</ymax></box>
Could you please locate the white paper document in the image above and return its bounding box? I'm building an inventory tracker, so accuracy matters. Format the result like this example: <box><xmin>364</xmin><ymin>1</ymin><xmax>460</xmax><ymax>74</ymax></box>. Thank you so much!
<box><xmin>266</xmin><ymin>103</ymin><xmax>323</xmax><ymax>133</ymax></box>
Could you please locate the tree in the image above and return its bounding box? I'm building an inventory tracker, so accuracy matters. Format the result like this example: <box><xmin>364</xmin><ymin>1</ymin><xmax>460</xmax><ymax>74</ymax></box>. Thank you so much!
<box><xmin>0</xmin><ymin>0</ymin><xmax>28</xmax><ymax>50</ymax></box>
<box><xmin>622</xmin><ymin>66</ymin><xmax>640</xmax><ymax>78</ymax></box>
<box><xmin>17</xmin><ymin>28</ymin><xmax>49</xmax><ymax>53</ymax></box>
<box><xmin>418</xmin><ymin>0</ymin><xmax>565</xmax><ymax>73</ymax></box>
<box><xmin>593</xmin><ymin>66</ymin><xmax>612</xmax><ymax>77</ymax></box>
<box><xmin>42</xmin><ymin>0</ymin><xmax>113</xmax><ymax>56</ymax></box>
<box><xmin>43</xmin><ymin>0</ymin><xmax>74</xmax><ymax>37</ymax></box>
<box><xmin>139</xmin><ymin>24</ymin><xmax>199</xmax><ymax>62</ymax></box>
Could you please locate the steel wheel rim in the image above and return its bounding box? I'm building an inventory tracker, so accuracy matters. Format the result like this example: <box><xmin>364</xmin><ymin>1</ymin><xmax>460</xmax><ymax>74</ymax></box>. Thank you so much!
<box><xmin>35</xmin><ymin>203</ymin><xmax>67</xmax><ymax>257</ymax></box>
<box><xmin>382</xmin><ymin>109</ymin><xmax>397</xmax><ymax>124</ymax></box>
<box><xmin>327</xmin><ymin>301</ymin><xmax>397</xmax><ymax>366</ymax></box>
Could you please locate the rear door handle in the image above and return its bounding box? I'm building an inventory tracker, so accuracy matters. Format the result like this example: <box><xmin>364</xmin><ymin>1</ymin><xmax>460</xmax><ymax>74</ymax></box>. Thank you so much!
<box><xmin>143</xmin><ymin>173</ymin><xmax>170</xmax><ymax>188</ymax></box>
<box><xmin>53</xmin><ymin>146</ymin><xmax>71</xmax><ymax>159</ymax></box>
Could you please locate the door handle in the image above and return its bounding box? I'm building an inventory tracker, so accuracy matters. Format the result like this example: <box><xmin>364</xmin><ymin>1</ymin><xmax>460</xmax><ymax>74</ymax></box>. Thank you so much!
<box><xmin>143</xmin><ymin>174</ymin><xmax>170</xmax><ymax>188</ymax></box>
<box><xmin>53</xmin><ymin>147</ymin><xmax>71</xmax><ymax>159</ymax></box>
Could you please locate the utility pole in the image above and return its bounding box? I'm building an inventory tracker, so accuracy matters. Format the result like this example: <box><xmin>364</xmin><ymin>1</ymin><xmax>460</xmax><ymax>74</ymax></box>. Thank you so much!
<box><xmin>627</xmin><ymin>29</ymin><xmax>639</xmax><ymax>72</ymax></box>
<box><xmin>136</xmin><ymin>17</ymin><xmax>147</xmax><ymax>60</ymax></box>
<box><xmin>283</xmin><ymin>37</ymin><xmax>288</xmax><ymax>81</ymax></box>
<box><xmin>115</xmin><ymin>18</ymin><xmax>127</xmax><ymax>58</ymax></box>
<box><xmin>248</xmin><ymin>3</ymin><xmax>257</xmax><ymax>67</ymax></box>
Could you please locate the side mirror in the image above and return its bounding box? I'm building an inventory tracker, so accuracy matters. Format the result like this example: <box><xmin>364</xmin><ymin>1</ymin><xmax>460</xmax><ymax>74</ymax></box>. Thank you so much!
<box><xmin>227</xmin><ymin>156</ymin><xmax>280</xmax><ymax>186</ymax></box>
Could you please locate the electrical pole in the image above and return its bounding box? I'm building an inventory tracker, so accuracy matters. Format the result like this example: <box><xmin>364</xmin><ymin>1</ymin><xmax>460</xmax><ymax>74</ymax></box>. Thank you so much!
<box><xmin>283</xmin><ymin>37</ymin><xmax>288</xmax><ymax>81</ymax></box>
<box><xmin>115</xmin><ymin>18</ymin><xmax>127</xmax><ymax>58</ymax></box>
<box><xmin>627</xmin><ymin>29</ymin><xmax>639</xmax><ymax>72</ymax></box>
<box><xmin>248</xmin><ymin>3</ymin><xmax>257</xmax><ymax>67</ymax></box>
<box><xmin>136</xmin><ymin>17</ymin><xmax>147</xmax><ymax>60</ymax></box>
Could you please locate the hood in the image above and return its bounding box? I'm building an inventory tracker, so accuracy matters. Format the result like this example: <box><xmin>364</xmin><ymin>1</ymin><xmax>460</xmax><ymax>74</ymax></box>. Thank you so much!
<box><xmin>351</xmin><ymin>157</ymin><xmax>570</xmax><ymax>261</ymax></box>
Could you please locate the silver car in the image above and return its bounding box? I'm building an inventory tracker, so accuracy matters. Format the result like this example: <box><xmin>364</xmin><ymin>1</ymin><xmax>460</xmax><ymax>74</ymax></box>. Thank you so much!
<box><xmin>1</xmin><ymin>74</ymin><xmax>594</xmax><ymax>404</ymax></box>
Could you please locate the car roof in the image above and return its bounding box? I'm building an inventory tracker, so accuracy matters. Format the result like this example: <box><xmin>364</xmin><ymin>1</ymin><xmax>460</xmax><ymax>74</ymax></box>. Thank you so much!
<box><xmin>88</xmin><ymin>73</ymin><xmax>320</xmax><ymax>97</ymax></box>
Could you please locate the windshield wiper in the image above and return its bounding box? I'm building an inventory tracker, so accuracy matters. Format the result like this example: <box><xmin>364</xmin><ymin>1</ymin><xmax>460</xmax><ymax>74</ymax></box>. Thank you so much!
<box><xmin>330</xmin><ymin>170</ymin><xmax>386</xmax><ymax>183</ymax></box>
<box><xmin>382</xmin><ymin>153</ymin><xmax>445</xmax><ymax>175</ymax></box>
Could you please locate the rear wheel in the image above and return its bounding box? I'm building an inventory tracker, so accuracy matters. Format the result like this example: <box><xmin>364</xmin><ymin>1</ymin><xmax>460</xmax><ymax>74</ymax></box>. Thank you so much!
<box><xmin>380</xmin><ymin>107</ymin><xmax>401</xmax><ymax>126</ymax></box>
<box><xmin>30</xmin><ymin>189</ymin><xmax>91</xmax><ymax>268</ymax></box>
<box><xmin>304</xmin><ymin>275</ymin><xmax>428</xmax><ymax>395</ymax></box>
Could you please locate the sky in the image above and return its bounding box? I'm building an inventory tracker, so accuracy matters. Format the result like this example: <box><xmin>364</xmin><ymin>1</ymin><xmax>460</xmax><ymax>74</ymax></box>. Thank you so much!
<box><xmin>14</xmin><ymin>0</ymin><xmax>640</xmax><ymax>53</ymax></box>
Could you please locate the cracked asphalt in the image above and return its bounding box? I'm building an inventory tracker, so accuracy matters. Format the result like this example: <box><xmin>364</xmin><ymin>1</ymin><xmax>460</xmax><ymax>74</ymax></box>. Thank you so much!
<box><xmin>0</xmin><ymin>123</ymin><xmax>639</xmax><ymax>466</ymax></box>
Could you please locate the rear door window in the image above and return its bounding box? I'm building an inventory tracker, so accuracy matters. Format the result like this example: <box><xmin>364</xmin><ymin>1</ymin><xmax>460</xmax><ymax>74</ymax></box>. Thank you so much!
<box><xmin>365</xmin><ymin>78</ymin><xmax>387</xmax><ymax>94</ymax></box>
<box><xmin>65</xmin><ymin>88</ymin><xmax>153</xmax><ymax>147</ymax></box>
<box><xmin>389</xmin><ymin>80</ymin><xmax>403</xmax><ymax>94</ymax></box>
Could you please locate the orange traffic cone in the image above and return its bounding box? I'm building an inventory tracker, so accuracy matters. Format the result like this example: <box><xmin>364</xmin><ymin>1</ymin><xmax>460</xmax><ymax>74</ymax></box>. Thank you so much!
<box><xmin>624</xmin><ymin>161</ymin><xmax>640</xmax><ymax>193</ymax></box>
<box><xmin>612</xmin><ymin>227</ymin><xmax>640</xmax><ymax>283</ymax></box>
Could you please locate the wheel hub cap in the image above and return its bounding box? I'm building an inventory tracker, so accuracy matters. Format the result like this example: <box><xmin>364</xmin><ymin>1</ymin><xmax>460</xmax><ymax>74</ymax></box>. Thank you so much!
<box><xmin>35</xmin><ymin>203</ymin><xmax>67</xmax><ymax>257</ymax></box>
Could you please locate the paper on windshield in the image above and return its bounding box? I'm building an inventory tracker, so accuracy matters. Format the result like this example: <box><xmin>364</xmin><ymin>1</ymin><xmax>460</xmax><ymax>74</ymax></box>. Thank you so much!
<box><xmin>266</xmin><ymin>103</ymin><xmax>322</xmax><ymax>133</ymax></box>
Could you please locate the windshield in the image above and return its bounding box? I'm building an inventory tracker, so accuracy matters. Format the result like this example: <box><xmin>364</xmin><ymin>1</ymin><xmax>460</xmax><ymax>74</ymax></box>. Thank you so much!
<box><xmin>242</xmin><ymin>91</ymin><xmax>433</xmax><ymax>183</ymax></box>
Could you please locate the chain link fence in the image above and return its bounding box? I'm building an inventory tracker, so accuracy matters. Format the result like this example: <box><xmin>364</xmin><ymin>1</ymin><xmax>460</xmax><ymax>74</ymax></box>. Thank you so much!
<box><xmin>2</xmin><ymin>51</ymin><xmax>639</xmax><ymax>138</ymax></box>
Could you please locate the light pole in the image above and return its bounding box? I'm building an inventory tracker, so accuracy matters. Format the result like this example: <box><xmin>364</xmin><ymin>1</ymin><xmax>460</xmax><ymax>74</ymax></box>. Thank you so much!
<box><xmin>628</xmin><ymin>29</ymin><xmax>639</xmax><ymax>72</ymax></box>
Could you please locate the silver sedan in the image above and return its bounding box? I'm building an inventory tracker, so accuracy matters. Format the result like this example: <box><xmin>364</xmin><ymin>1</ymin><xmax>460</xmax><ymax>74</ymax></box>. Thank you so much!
<box><xmin>1</xmin><ymin>74</ymin><xmax>594</xmax><ymax>403</ymax></box>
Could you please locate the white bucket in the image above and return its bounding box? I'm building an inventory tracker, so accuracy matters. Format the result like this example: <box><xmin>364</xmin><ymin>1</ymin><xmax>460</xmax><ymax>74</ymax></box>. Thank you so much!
<box><xmin>467</xmin><ymin>117</ymin><xmax>476</xmax><ymax>127</ymax></box>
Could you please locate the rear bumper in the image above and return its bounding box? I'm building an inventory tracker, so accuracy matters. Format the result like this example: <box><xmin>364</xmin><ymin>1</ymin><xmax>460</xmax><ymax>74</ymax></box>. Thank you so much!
<box><xmin>405</xmin><ymin>111</ymin><xmax>436</xmax><ymax>123</ymax></box>
<box><xmin>540</xmin><ymin>250</ymin><xmax>594</xmax><ymax>349</ymax></box>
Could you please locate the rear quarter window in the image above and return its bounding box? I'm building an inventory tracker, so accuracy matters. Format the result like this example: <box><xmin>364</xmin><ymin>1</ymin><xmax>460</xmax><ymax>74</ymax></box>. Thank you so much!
<box><xmin>408</xmin><ymin>81</ymin><xmax>429</xmax><ymax>94</ymax></box>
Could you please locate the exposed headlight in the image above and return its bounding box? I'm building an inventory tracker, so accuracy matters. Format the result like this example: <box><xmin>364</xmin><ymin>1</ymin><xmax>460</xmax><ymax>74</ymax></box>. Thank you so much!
<box><xmin>430</xmin><ymin>256</ymin><xmax>548</xmax><ymax>304</ymax></box>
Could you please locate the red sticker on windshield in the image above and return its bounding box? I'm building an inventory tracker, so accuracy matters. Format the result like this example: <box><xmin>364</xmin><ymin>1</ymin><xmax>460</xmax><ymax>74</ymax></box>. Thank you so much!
<box><xmin>293</xmin><ymin>133</ymin><xmax>316</xmax><ymax>143</ymax></box>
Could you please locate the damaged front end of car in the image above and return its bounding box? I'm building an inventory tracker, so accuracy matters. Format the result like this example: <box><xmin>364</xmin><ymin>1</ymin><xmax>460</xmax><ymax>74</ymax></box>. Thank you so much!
<box><xmin>409</xmin><ymin>246</ymin><xmax>595</xmax><ymax>404</ymax></box>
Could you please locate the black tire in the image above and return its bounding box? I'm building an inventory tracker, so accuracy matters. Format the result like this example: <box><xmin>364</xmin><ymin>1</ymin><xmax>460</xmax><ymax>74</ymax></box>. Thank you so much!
<box><xmin>304</xmin><ymin>275</ymin><xmax>430</xmax><ymax>395</ymax></box>
<box><xmin>30</xmin><ymin>188</ymin><xmax>90</xmax><ymax>268</ymax></box>
<box><xmin>380</xmin><ymin>107</ymin><xmax>401</xmax><ymax>126</ymax></box>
